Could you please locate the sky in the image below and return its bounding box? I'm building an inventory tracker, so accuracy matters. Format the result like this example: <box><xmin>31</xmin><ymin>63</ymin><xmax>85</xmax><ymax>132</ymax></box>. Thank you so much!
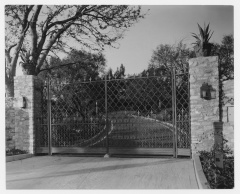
<box><xmin>11</xmin><ymin>4</ymin><xmax>234</xmax><ymax>76</ymax></box>
<box><xmin>103</xmin><ymin>5</ymin><xmax>233</xmax><ymax>75</ymax></box>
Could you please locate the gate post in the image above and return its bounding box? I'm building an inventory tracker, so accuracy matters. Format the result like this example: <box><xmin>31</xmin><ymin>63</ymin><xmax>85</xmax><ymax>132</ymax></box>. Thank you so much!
<box><xmin>172</xmin><ymin>66</ymin><xmax>177</xmax><ymax>157</ymax></box>
<box><xmin>13</xmin><ymin>75</ymin><xmax>43</xmax><ymax>154</ymax></box>
<box><xmin>189</xmin><ymin>56</ymin><xmax>219</xmax><ymax>154</ymax></box>
<box><xmin>47</xmin><ymin>78</ymin><xmax>52</xmax><ymax>155</ymax></box>
<box><xmin>104</xmin><ymin>75</ymin><xmax>110</xmax><ymax>158</ymax></box>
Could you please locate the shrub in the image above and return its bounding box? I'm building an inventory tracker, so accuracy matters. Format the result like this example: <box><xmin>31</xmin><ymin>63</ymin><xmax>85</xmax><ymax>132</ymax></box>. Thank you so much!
<box><xmin>6</xmin><ymin>148</ymin><xmax>28</xmax><ymax>156</ymax></box>
<box><xmin>198</xmin><ymin>138</ymin><xmax>234</xmax><ymax>189</ymax></box>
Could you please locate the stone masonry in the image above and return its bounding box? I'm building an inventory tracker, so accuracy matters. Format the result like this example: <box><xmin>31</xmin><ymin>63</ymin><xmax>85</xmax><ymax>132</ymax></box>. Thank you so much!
<box><xmin>5</xmin><ymin>97</ymin><xmax>15</xmax><ymax>150</ymax></box>
<box><xmin>13</xmin><ymin>75</ymin><xmax>43</xmax><ymax>154</ymax></box>
<box><xmin>189</xmin><ymin>56</ymin><xmax>219</xmax><ymax>153</ymax></box>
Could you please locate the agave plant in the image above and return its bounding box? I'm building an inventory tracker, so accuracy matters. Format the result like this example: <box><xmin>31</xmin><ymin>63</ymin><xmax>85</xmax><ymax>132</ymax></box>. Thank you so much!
<box><xmin>20</xmin><ymin>49</ymin><xmax>32</xmax><ymax>64</ymax></box>
<box><xmin>19</xmin><ymin>48</ymin><xmax>35</xmax><ymax>75</ymax></box>
<box><xmin>192</xmin><ymin>23</ymin><xmax>214</xmax><ymax>57</ymax></box>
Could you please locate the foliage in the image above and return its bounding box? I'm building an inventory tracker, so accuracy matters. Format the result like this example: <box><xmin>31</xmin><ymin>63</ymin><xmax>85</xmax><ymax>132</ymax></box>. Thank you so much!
<box><xmin>147</xmin><ymin>42</ymin><xmax>192</xmax><ymax>111</ymax></box>
<box><xmin>6</xmin><ymin>148</ymin><xmax>28</xmax><ymax>156</ymax></box>
<box><xmin>210</xmin><ymin>34</ymin><xmax>234</xmax><ymax>120</ymax></box>
<box><xmin>106</xmin><ymin>64</ymin><xmax>173</xmax><ymax>115</ymax></box>
<box><xmin>148</xmin><ymin>41</ymin><xmax>194</xmax><ymax>75</ymax></box>
<box><xmin>5</xmin><ymin>5</ymin><xmax>146</xmax><ymax>97</ymax></box>
<box><xmin>106</xmin><ymin>64</ymin><xmax>126</xmax><ymax>79</ymax></box>
<box><xmin>192</xmin><ymin>23</ymin><xmax>214</xmax><ymax>46</ymax></box>
<box><xmin>198</xmin><ymin>138</ymin><xmax>234</xmax><ymax>189</ymax></box>
<box><xmin>39</xmin><ymin>49</ymin><xmax>106</xmax><ymax>83</ymax></box>
<box><xmin>211</xmin><ymin>34</ymin><xmax>234</xmax><ymax>81</ymax></box>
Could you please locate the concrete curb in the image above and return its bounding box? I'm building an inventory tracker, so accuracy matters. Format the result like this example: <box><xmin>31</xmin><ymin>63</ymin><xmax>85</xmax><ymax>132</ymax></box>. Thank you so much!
<box><xmin>6</xmin><ymin>154</ymin><xmax>33</xmax><ymax>162</ymax></box>
<box><xmin>193</xmin><ymin>154</ymin><xmax>211</xmax><ymax>189</ymax></box>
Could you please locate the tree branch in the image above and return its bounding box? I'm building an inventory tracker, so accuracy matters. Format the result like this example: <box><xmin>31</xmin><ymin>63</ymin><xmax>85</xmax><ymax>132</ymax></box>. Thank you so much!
<box><xmin>39</xmin><ymin>61</ymin><xmax>86</xmax><ymax>72</ymax></box>
<box><xmin>30</xmin><ymin>5</ymin><xmax>42</xmax><ymax>63</ymax></box>
<box><xmin>9</xmin><ymin>5</ymin><xmax>34</xmax><ymax>77</ymax></box>
<box><xmin>47</xmin><ymin>5</ymin><xmax>88</xmax><ymax>30</ymax></box>
<box><xmin>6</xmin><ymin>43</ymin><xmax>17</xmax><ymax>54</ymax></box>
<box><xmin>36</xmin><ymin>21</ymin><xmax>76</xmax><ymax>73</ymax></box>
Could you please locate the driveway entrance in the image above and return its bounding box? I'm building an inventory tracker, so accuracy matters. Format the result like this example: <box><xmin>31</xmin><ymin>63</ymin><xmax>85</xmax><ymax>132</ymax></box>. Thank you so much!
<box><xmin>36</xmin><ymin>69</ymin><xmax>191</xmax><ymax>157</ymax></box>
<box><xmin>6</xmin><ymin>156</ymin><xmax>198</xmax><ymax>189</ymax></box>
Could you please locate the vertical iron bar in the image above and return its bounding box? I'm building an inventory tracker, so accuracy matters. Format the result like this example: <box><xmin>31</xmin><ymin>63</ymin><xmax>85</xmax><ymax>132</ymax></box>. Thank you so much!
<box><xmin>188</xmin><ymin>72</ymin><xmax>192</xmax><ymax>158</ymax></box>
<box><xmin>47</xmin><ymin>78</ymin><xmax>52</xmax><ymax>155</ymax></box>
<box><xmin>174</xmin><ymin>68</ymin><xmax>178</xmax><ymax>157</ymax></box>
<box><xmin>105</xmin><ymin>75</ymin><xmax>109</xmax><ymax>155</ymax></box>
<box><xmin>172</xmin><ymin>66</ymin><xmax>177</xmax><ymax>158</ymax></box>
<box><xmin>171</xmin><ymin>69</ymin><xmax>176</xmax><ymax>157</ymax></box>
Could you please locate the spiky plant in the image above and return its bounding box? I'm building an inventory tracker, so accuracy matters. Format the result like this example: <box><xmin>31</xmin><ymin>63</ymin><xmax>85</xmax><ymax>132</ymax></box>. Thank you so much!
<box><xmin>192</xmin><ymin>23</ymin><xmax>214</xmax><ymax>57</ymax></box>
<box><xmin>19</xmin><ymin>48</ymin><xmax>35</xmax><ymax>75</ymax></box>
<box><xmin>192</xmin><ymin>23</ymin><xmax>214</xmax><ymax>46</ymax></box>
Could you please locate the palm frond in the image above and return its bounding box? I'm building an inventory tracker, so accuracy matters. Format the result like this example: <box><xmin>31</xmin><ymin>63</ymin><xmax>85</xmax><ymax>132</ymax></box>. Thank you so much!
<box><xmin>197</xmin><ymin>23</ymin><xmax>204</xmax><ymax>40</ymax></box>
<box><xmin>207</xmin><ymin>31</ymin><xmax>214</xmax><ymax>42</ymax></box>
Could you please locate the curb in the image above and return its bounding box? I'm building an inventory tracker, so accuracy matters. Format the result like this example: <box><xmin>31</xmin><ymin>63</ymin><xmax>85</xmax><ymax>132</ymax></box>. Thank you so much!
<box><xmin>193</xmin><ymin>154</ymin><xmax>211</xmax><ymax>189</ymax></box>
<box><xmin>6</xmin><ymin>154</ymin><xmax>33</xmax><ymax>162</ymax></box>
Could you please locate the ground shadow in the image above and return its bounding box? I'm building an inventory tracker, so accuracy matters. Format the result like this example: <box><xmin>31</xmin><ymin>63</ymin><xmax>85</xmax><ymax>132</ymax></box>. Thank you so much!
<box><xmin>7</xmin><ymin>158</ymin><xmax>191</xmax><ymax>183</ymax></box>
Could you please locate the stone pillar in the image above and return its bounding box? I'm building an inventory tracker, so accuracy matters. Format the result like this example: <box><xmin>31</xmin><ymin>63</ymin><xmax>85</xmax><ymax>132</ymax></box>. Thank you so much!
<box><xmin>189</xmin><ymin>56</ymin><xmax>219</xmax><ymax>153</ymax></box>
<box><xmin>13</xmin><ymin>76</ymin><xmax>43</xmax><ymax>154</ymax></box>
<box><xmin>5</xmin><ymin>97</ymin><xmax>15</xmax><ymax>150</ymax></box>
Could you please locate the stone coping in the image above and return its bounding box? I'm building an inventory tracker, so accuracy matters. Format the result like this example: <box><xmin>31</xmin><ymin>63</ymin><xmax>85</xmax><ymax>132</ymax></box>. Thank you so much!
<box><xmin>193</xmin><ymin>154</ymin><xmax>211</xmax><ymax>189</ymax></box>
<box><xmin>6</xmin><ymin>154</ymin><xmax>33</xmax><ymax>162</ymax></box>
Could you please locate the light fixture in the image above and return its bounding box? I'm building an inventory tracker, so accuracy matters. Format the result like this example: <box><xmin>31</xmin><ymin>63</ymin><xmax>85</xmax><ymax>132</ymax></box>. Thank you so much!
<box><xmin>200</xmin><ymin>83</ymin><xmax>216</xmax><ymax>100</ymax></box>
<box><xmin>18</xmin><ymin>96</ymin><xmax>27</xmax><ymax>108</ymax></box>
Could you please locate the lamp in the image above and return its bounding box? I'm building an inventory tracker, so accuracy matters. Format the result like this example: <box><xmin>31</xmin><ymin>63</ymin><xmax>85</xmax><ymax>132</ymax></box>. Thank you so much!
<box><xmin>18</xmin><ymin>96</ymin><xmax>27</xmax><ymax>108</ymax></box>
<box><xmin>200</xmin><ymin>83</ymin><xmax>216</xmax><ymax>100</ymax></box>
<box><xmin>210</xmin><ymin>87</ymin><xmax>216</xmax><ymax>99</ymax></box>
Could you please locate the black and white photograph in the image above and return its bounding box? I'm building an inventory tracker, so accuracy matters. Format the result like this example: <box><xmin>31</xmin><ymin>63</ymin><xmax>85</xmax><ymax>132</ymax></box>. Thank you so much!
<box><xmin>2</xmin><ymin>0</ymin><xmax>237</xmax><ymax>190</ymax></box>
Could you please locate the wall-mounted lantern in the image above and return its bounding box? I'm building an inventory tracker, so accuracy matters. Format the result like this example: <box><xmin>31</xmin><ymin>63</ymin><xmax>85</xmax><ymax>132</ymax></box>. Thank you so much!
<box><xmin>200</xmin><ymin>83</ymin><xmax>216</xmax><ymax>100</ymax></box>
<box><xmin>18</xmin><ymin>96</ymin><xmax>27</xmax><ymax>108</ymax></box>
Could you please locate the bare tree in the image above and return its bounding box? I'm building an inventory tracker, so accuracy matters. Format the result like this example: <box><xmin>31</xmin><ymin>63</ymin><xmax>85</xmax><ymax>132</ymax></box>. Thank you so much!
<box><xmin>5</xmin><ymin>5</ymin><xmax>145</xmax><ymax>97</ymax></box>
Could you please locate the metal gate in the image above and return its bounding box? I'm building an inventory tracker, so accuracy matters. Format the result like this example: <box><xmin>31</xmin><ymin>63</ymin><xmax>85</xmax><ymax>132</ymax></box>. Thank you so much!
<box><xmin>36</xmin><ymin>69</ymin><xmax>190</xmax><ymax>157</ymax></box>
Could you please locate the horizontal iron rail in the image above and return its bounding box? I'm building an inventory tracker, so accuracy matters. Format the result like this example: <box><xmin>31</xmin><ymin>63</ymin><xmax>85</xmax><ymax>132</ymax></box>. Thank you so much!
<box><xmin>47</xmin><ymin>75</ymin><xmax>171</xmax><ymax>85</ymax></box>
<box><xmin>36</xmin><ymin>147</ymin><xmax>176</xmax><ymax>155</ymax></box>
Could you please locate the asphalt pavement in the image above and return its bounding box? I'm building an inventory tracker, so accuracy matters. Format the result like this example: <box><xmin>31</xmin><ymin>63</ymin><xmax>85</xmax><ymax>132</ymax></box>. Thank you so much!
<box><xmin>6</xmin><ymin>155</ymin><xmax>198</xmax><ymax>189</ymax></box>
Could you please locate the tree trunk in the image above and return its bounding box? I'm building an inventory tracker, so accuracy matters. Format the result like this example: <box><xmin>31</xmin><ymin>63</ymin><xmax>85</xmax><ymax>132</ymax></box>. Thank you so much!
<box><xmin>5</xmin><ymin>78</ymin><xmax>14</xmax><ymax>97</ymax></box>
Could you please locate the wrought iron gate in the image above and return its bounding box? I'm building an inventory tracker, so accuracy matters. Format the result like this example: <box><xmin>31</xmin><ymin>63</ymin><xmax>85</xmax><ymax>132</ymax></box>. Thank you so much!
<box><xmin>36</xmin><ymin>70</ymin><xmax>190</xmax><ymax>157</ymax></box>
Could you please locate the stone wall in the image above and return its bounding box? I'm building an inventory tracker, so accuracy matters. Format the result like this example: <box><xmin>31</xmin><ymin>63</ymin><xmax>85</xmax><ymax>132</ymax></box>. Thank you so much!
<box><xmin>222</xmin><ymin>80</ymin><xmax>234</xmax><ymax>149</ymax></box>
<box><xmin>189</xmin><ymin>56</ymin><xmax>219</xmax><ymax>153</ymax></box>
<box><xmin>13</xmin><ymin>76</ymin><xmax>43</xmax><ymax>154</ymax></box>
<box><xmin>5</xmin><ymin>97</ymin><xmax>15</xmax><ymax>150</ymax></box>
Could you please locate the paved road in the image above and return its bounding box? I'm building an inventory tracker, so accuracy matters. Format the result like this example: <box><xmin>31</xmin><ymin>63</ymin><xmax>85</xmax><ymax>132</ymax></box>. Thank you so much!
<box><xmin>6</xmin><ymin>156</ymin><xmax>198</xmax><ymax>189</ymax></box>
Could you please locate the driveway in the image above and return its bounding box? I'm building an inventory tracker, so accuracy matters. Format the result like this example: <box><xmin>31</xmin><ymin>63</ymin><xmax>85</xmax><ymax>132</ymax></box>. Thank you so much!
<box><xmin>6</xmin><ymin>156</ymin><xmax>198</xmax><ymax>189</ymax></box>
